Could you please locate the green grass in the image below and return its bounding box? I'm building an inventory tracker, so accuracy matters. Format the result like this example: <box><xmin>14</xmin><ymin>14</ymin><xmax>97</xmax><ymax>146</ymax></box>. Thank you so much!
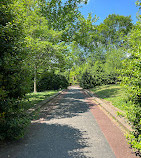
<box><xmin>90</xmin><ymin>84</ymin><xmax>131</xmax><ymax>112</ymax></box>
<box><xmin>23</xmin><ymin>90</ymin><xmax>59</xmax><ymax>110</ymax></box>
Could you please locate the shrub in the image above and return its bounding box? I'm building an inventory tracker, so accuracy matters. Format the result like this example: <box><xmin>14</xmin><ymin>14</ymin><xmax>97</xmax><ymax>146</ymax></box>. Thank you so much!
<box><xmin>37</xmin><ymin>72</ymin><xmax>69</xmax><ymax>91</ymax></box>
<box><xmin>0</xmin><ymin>99</ymin><xmax>30</xmax><ymax>140</ymax></box>
<box><xmin>79</xmin><ymin>71</ymin><xmax>94</xmax><ymax>89</ymax></box>
<box><xmin>0</xmin><ymin>0</ymin><xmax>32</xmax><ymax>140</ymax></box>
<box><xmin>119</xmin><ymin>21</ymin><xmax>141</xmax><ymax>152</ymax></box>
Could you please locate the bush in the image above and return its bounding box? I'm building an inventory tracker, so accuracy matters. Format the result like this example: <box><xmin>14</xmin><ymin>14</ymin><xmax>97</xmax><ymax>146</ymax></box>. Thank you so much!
<box><xmin>79</xmin><ymin>61</ymin><xmax>108</xmax><ymax>89</ymax></box>
<box><xmin>119</xmin><ymin>21</ymin><xmax>141</xmax><ymax>152</ymax></box>
<box><xmin>79</xmin><ymin>71</ymin><xmax>94</xmax><ymax>89</ymax></box>
<box><xmin>0</xmin><ymin>99</ymin><xmax>30</xmax><ymax>140</ymax></box>
<box><xmin>0</xmin><ymin>0</ymin><xmax>32</xmax><ymax>140</ymax></box>
<box><xmin>37</xmin><ymin>72</ymin><xmax>69</xmax><ymax>91</ymax></box>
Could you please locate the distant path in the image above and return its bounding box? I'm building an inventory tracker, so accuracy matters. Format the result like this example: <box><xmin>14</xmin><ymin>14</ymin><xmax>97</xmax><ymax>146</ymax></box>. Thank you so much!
<box><xmin>0</xmin><ymin>86</ymin><xmax>137</xmax><ymax>158</ymax></box>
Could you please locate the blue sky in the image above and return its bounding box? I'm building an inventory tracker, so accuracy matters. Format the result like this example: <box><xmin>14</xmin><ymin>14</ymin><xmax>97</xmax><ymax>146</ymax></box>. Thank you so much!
<box><xmin>79</xmin><ymin>0</ymin><xmax>139</xmax><ymax>24</ymax></box>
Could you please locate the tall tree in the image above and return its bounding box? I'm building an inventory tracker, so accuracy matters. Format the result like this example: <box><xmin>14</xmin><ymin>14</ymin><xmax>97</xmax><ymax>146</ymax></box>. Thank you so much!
<box><xmin>40</xmin><ymin>0</ymin><xmax>88</xmax><ymax>42</ymax></box>
<box><xmin>0</xmin><ymin>0</ymin><xmax>32</xmax><ymax>140</ymax></box>
<box><xmin>0</xmin><ymin>0</ymin><xmax>31</xmax><ymax>98</ymax></box>
<box><xmin>97</xmin><ymin>14</ymin><xmax>133</xmax><ymax>46</ymax></box>
<box><xmin>15</xmin><ymin>0</ymin><xmax>68</xmax><ymax>93</ymax></box>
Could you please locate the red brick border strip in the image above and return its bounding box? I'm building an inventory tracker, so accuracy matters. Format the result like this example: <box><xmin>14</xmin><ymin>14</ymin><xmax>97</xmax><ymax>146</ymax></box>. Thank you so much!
<box><xmin>82</xmin><ymin>89</ymin><xmax>138</xmax><ymax>158</ymax></box>
<box><xmin>90</xmin><ymin>103</ymin><xmax>137</xmax><ymax>158</ymax></box>
<box><xmin>84</xmin><ymin>89</ymin><xmax>133</xmax><ymax>132</ymax></box>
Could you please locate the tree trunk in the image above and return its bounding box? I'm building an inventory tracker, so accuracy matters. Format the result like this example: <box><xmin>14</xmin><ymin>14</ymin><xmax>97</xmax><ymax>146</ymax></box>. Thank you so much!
<box><xmin>34</xmin><ymin>65</ymin><xmax>37</xmax><ymax>93</ymax></box>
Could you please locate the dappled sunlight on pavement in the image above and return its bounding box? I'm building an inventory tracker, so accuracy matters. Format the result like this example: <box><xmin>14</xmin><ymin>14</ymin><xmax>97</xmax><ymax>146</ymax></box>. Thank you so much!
<box><xmin>0</xmin><ymin>86</ymin><xmax>137</xmax><ymax>158</ymax></box>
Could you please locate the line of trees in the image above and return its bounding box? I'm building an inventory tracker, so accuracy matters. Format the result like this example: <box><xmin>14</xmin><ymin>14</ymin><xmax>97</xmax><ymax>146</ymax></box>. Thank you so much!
<box><xmin>0</xmin><ymin>0</ymin><xmax>140</xmax><ymax>152</ymax></box>
<box><xmin>68</xmin><ymin>4</ymin><xmax>141</xmax><ymax>152</ymax></box>
<box><xmin>0</xmin><ymin>0</ymin><xmax>88</xmax><ymax>140</ymax></box>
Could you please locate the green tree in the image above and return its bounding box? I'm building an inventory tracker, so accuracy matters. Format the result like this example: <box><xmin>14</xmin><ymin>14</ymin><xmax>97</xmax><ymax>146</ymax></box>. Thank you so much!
<box><xmin>73</xmin><ymin>13</ymin><xmax>97</xmax><ymax>50</ymax></box>
<box><xmin>40</xmin><ymin>0</ymin><xmax>88</xmax><ymax>42</ymax></box>
<box><xmin>97</xmin><ymin>14</ymin><xmax>133</xmax><ymax>46</ymax></box>
<box><xmin>21</xmin><ymin>0</ymin><xmax>68</xmax><ymax>93</ymax></box>
<box><xmin>104</xmin><ymin>46</ymin><xmax>125</xmax><ymax>84</ymax></box>
<box><xmin>0</xmin><ymin>0</ymin><xmax>90</xmax><ymax>140</ymax></box>
<box><xmin>0</xmin><ymin>0</ymin><xmax>32</xmax><ymax>140</ymax></box>
<box><xmin>80</xmin><ymin>71</ymin><xmax>94</xmax><ymax>89</ymax></box>
<box><xmin>120</xmin><ymin>20</ymin><xmax>141</xmax><ymax>152</ymax></box>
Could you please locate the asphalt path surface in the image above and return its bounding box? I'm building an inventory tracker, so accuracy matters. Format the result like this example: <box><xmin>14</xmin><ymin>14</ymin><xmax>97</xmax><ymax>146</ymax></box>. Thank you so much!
<box><xmin>0</xmin><ymin>86</ymin><xmax>136</xmax><ymax>158</ymax></box>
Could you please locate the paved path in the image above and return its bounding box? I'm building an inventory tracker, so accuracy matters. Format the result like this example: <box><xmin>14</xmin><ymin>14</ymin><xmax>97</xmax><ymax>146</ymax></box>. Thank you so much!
<box><xmin>0</xmin><ymin>86</ymin><xmax>137</xmax><ymax>158</ymax></box>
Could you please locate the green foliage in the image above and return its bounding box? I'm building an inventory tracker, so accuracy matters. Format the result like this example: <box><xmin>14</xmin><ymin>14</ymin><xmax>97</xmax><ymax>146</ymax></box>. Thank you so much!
<box><xmin>136</xmin><ymin>0</ymin><xmax>141</xmax><ymax>20</ymax></box>
<box><xmin>116</xmin><ymin>111</ymin><xmax>126</xmax><ymax>117</ymax></box>
<box><xmin>69</xmin><ymin>69</ymin><xmax>79</xmax><ymax>85</ymax></box>
<box><xmin>41</xmin><ymin>0</ymin><xmax>88</xmax><ymax>42</ymax></box>
<box><xmin>24</xmin><ymin>90</ymin><xmax>59</xmax><ymax>110</ymax></box>
<box><xmin>90</xmin><ymin>84</ymin><xmax>131</xmax><ymax>111</ymax></box>
<box><xmin>0</xmin><ymin>0</ymin><xmax>32</xmax><ymax>140</ymax></box>
<box><xmin>119</xmin><ymin>20</ymin><xmax>141</xmax><ymax>151</ymax></box>
<box><xmin>120</xmin><ymin>22</ymin><xmax>141</xmax><ymax>105</ymax></box>
<box><xmin>91</xmin><ymin>60</ymin><xmax>106</xmax><ymax>86</ymax></box>
<box><xmin>79</xmin><ymin>71</ymin><xmax>94</xmax><ymax>89</ymax></box>
<box><xmin>70</xmin><ymin>15</ymin><xmax>131</xmax><ymax>87</ymax></box>
<box><xmin>79</xmin><ymin>47</ymin><xmax>124</xmax><ymax>88</ymax></box>
<box><xmin>97</xmin><ymin>14</ymin><xmax>133</xmax><ymax>46</ymax></box>
<box><xmin>0</xmin><ymin>99</ymin><xmax>30</xmax><ymax>140</ymax></box>
<box><xmin>38</xmin><ymin>71</ymin><xmax>69</xmax><ymax>91</ymax></box>
<box><xmin>0</xmin><ymin>0</ymin><xmax>31</xmax><ymax>98</ymax></box>
<box><xmin>103</xmin><ymin>46</ymin><xmax>125</xmax><ymax>84</ymax></box>
<box><xmin>126</xmin><ymin>133</ymin><xmax>141</xmax><ymax>153</ymax></box>
<box><xmin>73</xmin><ymin>13</ymin><xmax>97</xmax><ymax>50</ymax></box>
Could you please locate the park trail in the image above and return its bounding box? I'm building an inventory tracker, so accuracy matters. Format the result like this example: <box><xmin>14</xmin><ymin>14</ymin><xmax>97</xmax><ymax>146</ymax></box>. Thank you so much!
<box><xmin>0</xmin><ymin>86</ymin><xmax>138</xmax><ymax>158</ymax></box>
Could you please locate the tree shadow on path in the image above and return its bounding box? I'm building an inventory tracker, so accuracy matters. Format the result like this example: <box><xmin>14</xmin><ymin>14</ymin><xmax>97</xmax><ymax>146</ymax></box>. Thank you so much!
<box><xmin>0</xmin><ymin>123</ymin><xmax>90</xmax><ymax>158</ymax></box>
<box><xmin>40</xmin><ymin>88</ymin><xmax>94</xmax><ymax>120</ymax></box>
<box><xmin>0</xmin><ymin>87</ymin><xmax>94</xmax><ymax>158</ymax></box>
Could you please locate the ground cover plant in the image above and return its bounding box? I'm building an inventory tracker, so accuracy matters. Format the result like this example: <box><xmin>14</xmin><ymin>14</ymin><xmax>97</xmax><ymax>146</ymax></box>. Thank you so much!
<box><xmin>23</xmin><ymin>90</ymin><xmax>59</xmax><ymax>110</ymax></box>
<box><xmin>90</xmin><ymin>84</ymin><xmax>141</xmax><ymax>152</ymax></box>
<box><xmin>90</xmin><ymin>84</ymin><xmax>131</xmax><ymax>112</ymax></box>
